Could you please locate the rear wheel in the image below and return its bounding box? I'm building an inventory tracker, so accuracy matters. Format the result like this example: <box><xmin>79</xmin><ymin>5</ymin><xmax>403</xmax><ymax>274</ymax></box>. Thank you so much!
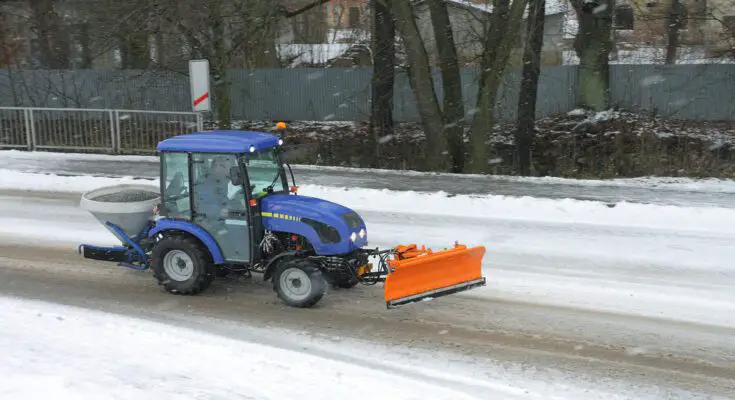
<box><xmin>272</xmin><ymin>259</ymin><xmax>326</xmax><ymax>308</ymax></box>
<box><xmin>152</xmin><ymin>235</ymin><xmax>215</xmax><ymax>295</ymax></box>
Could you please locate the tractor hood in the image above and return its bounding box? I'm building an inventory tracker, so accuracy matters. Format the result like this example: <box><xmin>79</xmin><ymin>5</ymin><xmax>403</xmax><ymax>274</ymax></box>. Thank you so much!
<box><xmin>259</xmin><ymin>193</ymin><xmax>367</xmax><ymax>255</ymax></box>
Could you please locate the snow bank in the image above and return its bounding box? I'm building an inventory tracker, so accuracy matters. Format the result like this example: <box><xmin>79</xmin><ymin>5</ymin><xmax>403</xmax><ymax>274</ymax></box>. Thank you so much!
<box><xmin>5</xmin><ymin>149</ymin><xmax>735</xmax><ymax>194</ymax></box>
<box><xmin>0</xmin><ymin>149</ymin><xmax>157</xmax><ymax>163</ymax></box>
<box><xmin>302</xmin><ymin>185</ymin><xmax>735</xmax><ymax>234</ymax></box>
<box><xmin>0</xmin><ymin>295</ymin><xmax>486</xmax><ymax>400</ymax></box>
<box><xmin>0</xmin><ymin>169</ymin><xmax>156</xmax><ymax>192</ymax></box>
<box><xmin>2</xmin><ymin>169</ymin><xmax>735</xmax><ymax>234</ymax></box>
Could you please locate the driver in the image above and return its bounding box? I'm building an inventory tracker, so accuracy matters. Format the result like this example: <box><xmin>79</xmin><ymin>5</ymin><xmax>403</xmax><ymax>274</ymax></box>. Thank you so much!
<box><xmin>196</xmin><ymin>158</ymin><xmax>236</xmax><ymax>219</ymax></box>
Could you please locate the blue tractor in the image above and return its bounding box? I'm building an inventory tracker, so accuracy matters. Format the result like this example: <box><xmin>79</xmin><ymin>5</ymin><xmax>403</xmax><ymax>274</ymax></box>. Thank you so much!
<box><xmin>79</xmin><ymin>129</ymin><xmax>486</xmax><ymax>308</ymax></box>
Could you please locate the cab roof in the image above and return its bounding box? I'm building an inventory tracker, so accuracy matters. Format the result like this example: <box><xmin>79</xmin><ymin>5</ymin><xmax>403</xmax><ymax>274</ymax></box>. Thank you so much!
<box><xmin>156</xmin><ymin>130</ymin><xmax>281</xmax><ymax>153</ymax></box>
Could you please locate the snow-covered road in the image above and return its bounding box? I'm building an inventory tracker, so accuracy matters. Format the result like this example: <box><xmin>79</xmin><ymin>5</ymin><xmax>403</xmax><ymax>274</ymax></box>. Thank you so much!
<box><xmin>1</xmin><ymin>168</ymin><xmax>735</xmax><ymax>398</ymax></box>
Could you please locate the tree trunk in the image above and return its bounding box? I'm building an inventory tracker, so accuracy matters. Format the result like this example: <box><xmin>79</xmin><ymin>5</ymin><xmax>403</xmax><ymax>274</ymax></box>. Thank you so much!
<box><xmin>515</xmin><ymin>0</ymin><xmax>545</xmax><ymax>176</ymax></box>
<box><xmin>210</xmin><ymin>2</ymin><xmax>231</xmax><ymax>129</ymax></box>
<box><xmin>119</xmin><ymin>31</ymin><xmax>151</xmax><ymax>69</ymax></box>
<box><xmin>572</xmin><ymin>0</ymin><xmax>613</xmax><ymax>111</ymax></box>
<box><xmin>28</xmin><ymin>0</ymin><xmax>69</xmax><ymax>69</ymax></box>
<box><xmin>389</xmin><ymin>0</ymin><xmax>446</xmax><ymax>171</ymax></box>
<box><xmin>665</xmin><ymin>0</ymin><xmax>682</xmax><ymax>64</ymax></box>
<box><xmin>468</xmin><ymin>0</ymin><xmax>528</xmax><ymax>173</ymax></box>
<box><xmin>428</xmin><ymin>0</ymin><xmax>465</xmax><ymax>173</ymax></box>
<box><xmin>369</xmin><ymin>0</ymin><xmax>395</xmax><ymax>168</ymax></box>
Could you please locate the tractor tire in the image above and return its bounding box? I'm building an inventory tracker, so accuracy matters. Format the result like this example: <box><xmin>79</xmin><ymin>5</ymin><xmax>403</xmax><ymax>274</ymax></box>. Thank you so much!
<box><xmin>272</xmin><ymin>259</ymin><xmax>326</xmax><ymax>308</ymax></box>
<box><xmin>151</xmin><ymin>235</ymin><xmax>215</xmax><ymax>295</ymax></box>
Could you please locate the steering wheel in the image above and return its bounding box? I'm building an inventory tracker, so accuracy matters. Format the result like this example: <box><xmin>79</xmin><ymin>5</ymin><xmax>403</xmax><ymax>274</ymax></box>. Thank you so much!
<box><xmin>165</xmin><ymin>191</ymin><xmax>189</xmax><ymax>201</ymax></box>
<box><xmin>164</xmin><ymin>187</ymin><xmax>189</xmax><ymax>203</ymax></box>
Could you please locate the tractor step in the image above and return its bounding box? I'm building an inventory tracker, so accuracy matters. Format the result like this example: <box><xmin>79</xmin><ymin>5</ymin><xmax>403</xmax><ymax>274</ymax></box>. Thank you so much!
<box><xmin>79</xmin><ymin>244</ymin><xmax>131</xmax><ymax>262</ymax></box>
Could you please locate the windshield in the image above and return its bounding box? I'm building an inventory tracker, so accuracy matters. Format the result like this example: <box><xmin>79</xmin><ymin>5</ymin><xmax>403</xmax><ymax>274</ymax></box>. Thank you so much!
<box><xmin>243</xmin><ymin>148</ymin><xmax>287</xmax><ymax>197</ymax></box>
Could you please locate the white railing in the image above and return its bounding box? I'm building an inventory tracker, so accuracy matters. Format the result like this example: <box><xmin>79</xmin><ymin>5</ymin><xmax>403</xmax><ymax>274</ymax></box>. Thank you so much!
<box><xmin>0</xmin><ymin>107</ymin><xmax>204</xmax><ymax>154</ymax></box>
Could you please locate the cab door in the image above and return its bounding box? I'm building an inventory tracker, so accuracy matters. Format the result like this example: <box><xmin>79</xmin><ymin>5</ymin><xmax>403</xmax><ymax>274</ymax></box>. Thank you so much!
<box><xmin>190</xmin><ymin>153</ymin><xmax>251</xmax><ymax>264</ymax></box>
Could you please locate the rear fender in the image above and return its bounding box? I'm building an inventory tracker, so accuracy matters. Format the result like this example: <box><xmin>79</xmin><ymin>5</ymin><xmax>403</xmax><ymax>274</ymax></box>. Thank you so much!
<box><xmin>148</xmin><ymin>219</ymin><xmax>225</xmax><ymax>264</ymax></box>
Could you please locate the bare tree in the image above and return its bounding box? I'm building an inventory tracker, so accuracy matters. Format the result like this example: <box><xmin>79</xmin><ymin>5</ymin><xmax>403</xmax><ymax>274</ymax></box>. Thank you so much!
<box><xmin>570</xmin><ymin>0</ymin><xmax>613</xmax><ymax>111</ymax></box>
<box><xmin>468</xmin><ymin>0</ymin><xmax>528</xmax><ymax>173</ymax></box>
<box><xmin>665</xmin><ymin>0</ymin><xmax>686</xmax><ymax>64</ymax></box>
<box><xmin>515</xmin><ymin>0</ymin><xmax>545</xmax><ymax>176</ymax></box>
<box><xmin>28</xmin><ymin>0</ymin><xmax>69</xmax><ymax>68</ymax></box>
<box><xmin>369</xmin><ymin>0</ymin><xmax>395</xmax><ymax>167</ymax></box>
<box><xmin>146</xmin><ymin>0</ymin><xmax>332</xmax><ymax>127</ymax></box>
<box><xmin>0</xmin><ymin>3</ymin><xmax>23</xmax><ymax>67</ymax></box>
<box><xmin>428</xmin><ymin>0</ymin><xmax>466</xmax><ymax>172</ymax></box>
<box><xmin>389</xmin><ymin>0</ymin><xmax>447</xmax><ymax>171</ymax></box>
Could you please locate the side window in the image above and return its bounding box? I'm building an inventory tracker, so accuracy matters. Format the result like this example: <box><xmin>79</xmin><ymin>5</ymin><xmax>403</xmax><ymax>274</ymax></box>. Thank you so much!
<box><xmin>161</xmin><ymin>152</ymin><xmax>191</xmax><ymax>219</ymax></box>
<box><xmin>191</xmin><ymin>153</ymin><xmax>246</xmax><ymax>212</ymax></box>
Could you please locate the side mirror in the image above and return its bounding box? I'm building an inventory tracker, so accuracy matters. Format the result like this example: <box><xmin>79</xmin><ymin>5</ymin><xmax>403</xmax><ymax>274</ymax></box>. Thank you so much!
<box><xmin>229</xmin><ymin>166</ymin><xmax>243</xmax><ymax>186</ymax></box>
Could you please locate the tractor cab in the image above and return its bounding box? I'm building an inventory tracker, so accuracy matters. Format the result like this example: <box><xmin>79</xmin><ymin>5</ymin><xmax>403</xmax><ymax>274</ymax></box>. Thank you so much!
<box><xmin>157</xmin><ymin>130</ymin><xmax>294</xmax><ymax>266</ymax></box>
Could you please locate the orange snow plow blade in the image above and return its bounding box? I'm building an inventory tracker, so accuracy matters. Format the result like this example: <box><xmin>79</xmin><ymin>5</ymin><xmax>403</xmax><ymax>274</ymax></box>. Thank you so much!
<box><xmin>383</xmin><ymin>243</ymin><xmax>486</xmax><ymax>308</ymax></box>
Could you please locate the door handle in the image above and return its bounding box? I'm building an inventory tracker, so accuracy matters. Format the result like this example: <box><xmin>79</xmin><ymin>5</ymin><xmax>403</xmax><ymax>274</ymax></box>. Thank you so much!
<box><xmin>228</xmin><ymin>210</ymin><xmax>248</xmax><ymax>218</ymax></box>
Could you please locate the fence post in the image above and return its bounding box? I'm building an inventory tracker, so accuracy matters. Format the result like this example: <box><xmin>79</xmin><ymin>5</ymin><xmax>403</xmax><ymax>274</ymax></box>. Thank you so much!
<box><xmin>108</xmin><ymin>109</ymin><xmax>116</xmax><ymax>154</ymax></box>
<box><xmin>27</xmin><ymin>108</ymin><xmax>36</xmax><ymax>151</ymax></box>
<box><xmin>23</xmin><ymin>108</ymin><xmax>33</xmax><ymax>151</ymax></box>
<box><xmin>114</xmin><ymin>110</ymin><xmax>122</xmax><ymax>153</ymax></box>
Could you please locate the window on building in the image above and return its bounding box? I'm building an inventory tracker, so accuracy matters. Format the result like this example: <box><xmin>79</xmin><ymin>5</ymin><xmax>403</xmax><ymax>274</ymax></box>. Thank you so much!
<box><xmin>348</xmin><ymin>6</ymin><xmax>360</xmax><ymax>28</ymax></box>
<box><xmin>614</xmin><ymin>5</ymin><xmax>634</xmax><ymax>30</ymax></box>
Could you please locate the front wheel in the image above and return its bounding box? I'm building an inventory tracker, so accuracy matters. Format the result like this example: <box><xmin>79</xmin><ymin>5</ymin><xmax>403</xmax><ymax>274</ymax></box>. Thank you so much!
<box><xmin>272</xmin><ymin>259</ymin><xmax>326</xmax><ymax>308</ymax></box>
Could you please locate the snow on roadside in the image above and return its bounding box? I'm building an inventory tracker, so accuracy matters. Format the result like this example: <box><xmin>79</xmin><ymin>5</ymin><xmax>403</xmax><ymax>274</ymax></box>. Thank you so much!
<box><xmin>0</xmin><ymin>149</ymin><xmax>158</xmax><ymax>163</ymax></box>
<box><xmin>4</xmin><ymin>149</ymin><xmax>735</xmax><ymax>194</ymax></box>
<box><xmin>0</xmin><ymin>169</ymin><xmax>156</xmax><ymax>193</ymax></box>
<box><xmin>294</xmin><ymin>164</ymin><xmax>735</xmax><ymax>193</ymax></box>
<box><xmin>0</xmin><ymin>295</ymin><xmax>492</xmax><ymax>400</ymax></box>
<box><xmin>2</xmin><ymin>169</ymin><xmax>735</xmax><ymax>235</ymax></box>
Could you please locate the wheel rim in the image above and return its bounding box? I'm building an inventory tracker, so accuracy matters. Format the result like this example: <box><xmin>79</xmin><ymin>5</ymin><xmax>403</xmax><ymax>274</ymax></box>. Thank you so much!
<box><xmin>163</xmin><ymin>250</ymin><xmax>195</xmax><ymax>281</ymax></box>
<box><xmin>279</xmin><ymin>267</ymin><xmax>312</xmax><ymax>301</ymax></box>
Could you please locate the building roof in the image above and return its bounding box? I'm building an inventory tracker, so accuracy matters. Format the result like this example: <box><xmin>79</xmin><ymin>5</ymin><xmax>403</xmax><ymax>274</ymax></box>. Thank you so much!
<box><xmin>156</xmin><ymin>130</ymin><xmax>282</xmax><ymax>153</ymax></box>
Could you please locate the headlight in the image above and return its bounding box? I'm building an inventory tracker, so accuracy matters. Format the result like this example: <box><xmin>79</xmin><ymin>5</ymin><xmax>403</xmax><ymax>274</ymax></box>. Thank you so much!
<box><xmin>350</xmin><ymin>232</ymin><xmax>357</xmax><ymax>242</ymax></box>
<box><xmin>359</xmin><ymin>228</ymin><xmax>365</xmax><ymax>238</ymax></box>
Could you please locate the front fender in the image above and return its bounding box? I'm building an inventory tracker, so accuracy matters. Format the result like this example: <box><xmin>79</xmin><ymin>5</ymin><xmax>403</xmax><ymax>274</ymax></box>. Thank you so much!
<box><xmin>149</xmin><ymin>219</ymin><xmax>225</xmax><ymax>264</ymax></box>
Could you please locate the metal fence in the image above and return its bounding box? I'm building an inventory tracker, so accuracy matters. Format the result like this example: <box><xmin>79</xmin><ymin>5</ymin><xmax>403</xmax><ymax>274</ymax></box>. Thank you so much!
<box><xmin>2</xmin><ymin>65</ymin><xmax>733</xmax><ymax>122</ymax></box>
<box><xmin>0</xmin><ymin>107</ymin><xmax>203</xmax><ymax>153</ymax></box>
<box><xmin>1</xmin><ymin>65</ymin><xmax>734</xmax><ymax>123</ymax></box>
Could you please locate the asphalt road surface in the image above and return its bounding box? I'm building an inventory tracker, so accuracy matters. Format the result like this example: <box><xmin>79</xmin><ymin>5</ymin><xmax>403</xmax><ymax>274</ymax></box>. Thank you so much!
<box><xmin>1</xmin><ymin>189</ymin><xmax>733</xmax><ymax>398</ymax></box>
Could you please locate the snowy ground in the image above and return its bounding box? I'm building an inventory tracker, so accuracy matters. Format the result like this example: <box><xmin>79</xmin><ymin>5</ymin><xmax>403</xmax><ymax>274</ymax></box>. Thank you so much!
<box><xmin>3</xmin><ymin>295</ymin><xmax>548</xmax><ymax>400</ymax></box>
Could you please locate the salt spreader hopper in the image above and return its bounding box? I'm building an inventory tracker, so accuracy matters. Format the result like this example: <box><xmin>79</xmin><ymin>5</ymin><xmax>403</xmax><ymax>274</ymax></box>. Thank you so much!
<box><xmin>78</xmin><ymin>129</ymin><xmax>486</xmax><ymax>308</ymax></box>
